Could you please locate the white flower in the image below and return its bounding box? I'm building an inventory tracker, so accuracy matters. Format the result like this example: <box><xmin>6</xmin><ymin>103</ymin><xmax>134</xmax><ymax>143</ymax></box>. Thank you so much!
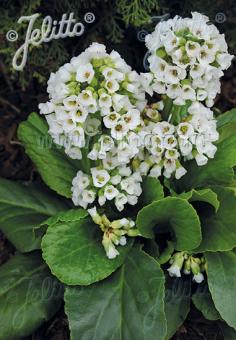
<box><xmin>153</xmin><ymin>122</ymin><xmax>175</xmax><ymax>136</ymax></box>
<box><xmin>78</xmin><ymin>90</ymin><xmax>95</xmax><ymax>106</ymax></box>
<box><xmin>182</xmin><ymin>85</ymin><xmax>196</xmax><ymax>101</ymax></box>
<box><xmin>115</xmin><ymin>193</ymin><xmax>128</xmax><ymax>211</ymax></box>
<box><xmin>179</xmin><ymin>138</ymin><xmax>193</xmax><ymax>156</ymax></box>
<box><xmin>106</xmin><ymin>243</ymin><xmax>120</xmax><ymax>259</ymax></box>
<box><xmin>195</xmin><ymin>153</ymin><xmax>208</xmax><ymax>166</ymax></box>
<box><xmin>119</xmin><ymin>236</ymin><xmax>127</xmax><ymax>246</ymax></box>
<box><xmin>72</xmin><ymin>106</ymin><xmax>88</xmax><ymax>123</ymax></box>
<box><xmin>175</xmin><ymin>166</ymin><xmax>187</xmax><ymax>179</ymax></box>
<box><xmin>193</xmin><ymin>272</ymin><xmax>204</xmax><ymax>283</ymax></box>
<box><xmin>111</xmin><ymin>121</ymin><xmax>129</xmax><ymax>140</ymax></box>
<box><xmin>69</xmin><ymin>128</ymin><xmax>85</xmax><ymax>147</ymax></box>
<box><xmin>82</xmin><ymin>190</ymin><xmax>96</xmax><ymax>204</ymax></box>
<box><xmin>91</xmin><ymin>168</ymin><xmax>110</xmax><ymax>188</ymax></box>
<box><xmin>105</xmin><ymin>79</ymin><xmax>119</xmax><ymax>93</ymax></box>
<box><xmin>189</xmin><ymin>64</ymin><xmax>205</xmax><ymax>79</ymax></box>
<box><xmin>98</xmin><ymin>195</ymin><xmax>106</xmax><ymax>206</ymax></box>
<box><xmin>63</xmin><ymin>95</ymin><xmax>79</xmax><ymax>110</ymax></box>
<box><xmin>127</xmin><ymin>195</ymin><xmax>138</xmax><ymax>205</ymax></box>
<box><xmin>76</xmin><ymin>63</ymin><xmax>95</xmax><ymax>83</ymax></box>
<box><xmin>140</xmin><ymin>72</ymin><xmax>154</xmax><ymax>95</ymax></box>
<box><xmin>166</xmin><ymin>84</ymin><xmax>182</xmax><ymax>99</ymax></box>
<box><xmin>98</xmin><ymin>93</ymin><xmax>112</xmax><ymax>108</ymax></box>
<box><xmin>163</xmin><ymin>31</ymin><xmax>179</xmax><ymax>53</ymax></box>
<box><xmin>39</xmin><ymin>101</ymin><xmax>55</xmax><ymax>114</ymax></box>
<box><xmin>103</xmin><ymin>112</ymin><xmax>120</xmax><ymax>128</ymax></box>
<box><xmin>62</xmin><ymin>118</ymin><xmax>76</xmax><ymax>132</ymax></box>
<box><xmin>185</xmin><ymin>41</ymin><xmax>201</xmax><ymax>57</ymax></box>
<box><xmin>122</xmin><ymin>109</ymin><xmax>141</xmax><ymax>129</ymax></box>
<box><xmin>163</xmin><ymin>135</ymin><xmax>177</xmax><ymax>150</ymax></box>
<box><xmin>216</xmin><ymin>53</ymin><xmax>233</xmax><ymax>70</ymax></box>
<box><xmin>163</xmin><ymin>158</ymin><xmax>176</xmax><ymax>175</ymax></box>
<box><xmin>152</xmin><ymin>80</ymin><xmax>166</xmax><ymax>94</ymax></box>
<box><xmin>197</xmin><ymin>45</ymin><xmax>215</xmax><ymax>65</ymax></box>
<box><xmin>165</xmin><ymin>65</ymin><xmax>186</xmax><ymax>84</ymax></box>
<box><xmin>112</xmin><ymin>94</ymin><xmax>133</xmax><ymax>112</ymax></box>
<box><xmin>110</xmin><ymin>175</ymin><xmax>121</xmax><ymax>185</ymax></box>
<box><xmin>165</xmin><ymin>149</ymin><xmax>179</xmax><ymax>160</ymax></box>
<box><xmin>102</xmin><ymin>67</ymin><xmax>124</xmax><ymax>81</ymax></box>
<box><xmin>149</xmin><ymin>164</ymin><xmax>162</xmax><ymax>178</ymax></box>
<box><xmin>65</xmin><ymin>146</ymin><xmax>82</xmax><ymax>160</ymax></box>
<box><xmin>167</xmin><ymin>264</ymin><xmax>181</xmax><ymax>277</ymax></box>
<box><xmin>104</xmin><ymin>185</ymin><xmax>119</xmax><ymax>200</ymax></box>
<box><xmin>177</xmin><ymin>123</ymin><xmax>194</xmax><ymax>139</ymax></box>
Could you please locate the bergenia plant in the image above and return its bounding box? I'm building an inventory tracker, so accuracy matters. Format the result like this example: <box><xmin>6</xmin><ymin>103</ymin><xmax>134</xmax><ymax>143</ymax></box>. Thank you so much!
<box><xmin>0</xmin><ymin>12</ymin><xmax>236</xmax><ymax>340</ymax></box>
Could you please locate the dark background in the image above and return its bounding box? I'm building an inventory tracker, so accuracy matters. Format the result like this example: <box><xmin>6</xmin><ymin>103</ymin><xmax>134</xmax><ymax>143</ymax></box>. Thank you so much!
<box><xmin>0</xmin><ymin>1</ymin><xmax>235</xmax><ymax>338</ymax></box>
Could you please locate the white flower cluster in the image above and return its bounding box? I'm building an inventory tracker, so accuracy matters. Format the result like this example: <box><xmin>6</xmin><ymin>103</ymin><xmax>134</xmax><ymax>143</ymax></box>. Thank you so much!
<box><xmin>143</xmin><ymin>12</ymin><xmax>233</xmax><ymax>107</ymax></box>
<box><xmin>88</xmin><ymin>207</ymin><xmax>139</xmax><ymax>259</ymax></box>
<box><xmin>134</xmin><ymin>101</ymin><xmax>219</xmax><ymax>180</ymax></box>
<box><xmin>38</xmin><ymin>12</ymin><xmax>232</xmax><ymax>213</ymax></box>
<box><xmin>167</xmin><ymin>251</ymin><xmax>206</xmax><ymax>283</ymax></box>
<box><xmin>72</xmin><ymin>167</ymin><xmax>142</xmax><ymax>211</ymax></box>
<box><xmin>39</xmin><ymin>42</ymin><xmax>146</xmax><ymax>159</ymax></box>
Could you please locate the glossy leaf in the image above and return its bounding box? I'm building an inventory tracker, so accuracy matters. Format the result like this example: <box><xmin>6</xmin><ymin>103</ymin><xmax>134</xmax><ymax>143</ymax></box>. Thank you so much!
<box><xmin>165</xmin><ymin>276</ymin><xmax>191</xmax><ymax>339</ymax></box>
<box><xmin>192</xmin><ymin>283</ymin><xmax>221</xmax><ymax>321</ymax></box>
<box><xmin>178</xmin><ymin>132</ymin><xmax>236</xmax><ymax>191</ymax></box>
<box><xmin>175</xmin><ymin>188</ymin><xmax>219</xmax><ymax>212</ymax></box>
<box><xmin>65</xmin><ymin>249</ymin><xmax>166</xmax><ymax>340</ymax></box>
<box><xmin>140</xmin><ymin>177</ymin><xmax>164</xmax><ymax>206</ymax></box>
<box><xmin>136</xmin><ymin>197</ymin><xmax>201</xmax><ymax>251</ymax></box>
<box><xmin>42</xmin><ymin>217</ymin><xmax>132</xmax><ymax>285</ymax></box>
<box><xmin>0</xmin><ymin>252</ymin><xmax>62</xmax><ymax>340</ymax></box>
<box><xmin>206</xmin><ymin>251</ymin><xmax>236</xmax><ymax>330</ymax></box>
<box><xmin>18</xmin><ymin>112</ymin><xmax>79</xmax><ymax>198</ymax></box>
<box><xmin>0</xmin><ymin>178</ymin><xmax>67</xmax><ymax>252</ymax></box>
<box><xmin>194</xmin><ymin>187</ymin><xmax>236</xmax><ymax>252</ymax></box>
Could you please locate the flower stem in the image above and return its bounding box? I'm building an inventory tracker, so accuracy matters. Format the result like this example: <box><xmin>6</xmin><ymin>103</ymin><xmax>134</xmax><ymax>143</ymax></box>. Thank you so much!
<box><xmin>162</xmin><ymin>96</ymin><xmax>173</xmax><ymax>121</ymax></box>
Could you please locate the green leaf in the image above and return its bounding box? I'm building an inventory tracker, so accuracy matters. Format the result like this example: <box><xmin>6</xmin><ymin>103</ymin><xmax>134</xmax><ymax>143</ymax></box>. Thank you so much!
<box><xmin>165</xmin><ymin>276</ymin><xmax>191</xmax><ymax>339</ymax></box>
<box><xmin>65</xmin><ymin>249</ymin><xmax>166</xmax><ymax>340</ymax></box>
<box><xmin>0</xmin><ymin>252</ymin><xmax>62</xmax><ymax>340</ymax></box>
<box><xmin>175</xmin><ymin>188</ymin><xmax>220</xmax><ymax>212</ymax></box>
<box><xmin>194</xmin><ymin>187</ymin><xmax>236</xmax><ymax>252</ymax></box>
<box><xmin>178</xmin><ymin>133</ymin><xmax>236</xmax><ymax>191</ymax></box>
<box><xmin>0</xmin><ymin>178</ymin><xmax>68</xmax><ymax>252</ymax></box>
<box><xmin>35</xmin><ymin>208</ymin><xmax>88</xmax><ymax>240</ymax></box>
<box><xmin>206</xmin><ymin>251</ymin><xmax>236</xmax><ymax>330</ymax></box>
<box><xmin>140</xmin><ymin>177</ymin><xmax>164</xmax><ymax>206</ymax></box>
<box><xmin>217</xmin><ymin>108</ymin><xmax>236</xmax><ymax>128</ymax></box>
<box><xmin>18</xmin><ymin>112</ymin><xmax>79</xmax><ymax>198</ymax></box>
<box><xmin>192</xmin><ymin>283</ymin><xmax>221</xmax><ymax>321</ymax></box>
<box><xmin>136</xmin><ymin>197</ymin><xmax>201</xmax><ymax>251</ymax></box>
<box><xmin>42</xmin><ymin>217</ymin><xmax>132</xmax><ymax>285</ymax></box>
<box><xmin>158</xmin><ymin>241</ymin><xmax>175</xmax><ymax>265</ymax></box>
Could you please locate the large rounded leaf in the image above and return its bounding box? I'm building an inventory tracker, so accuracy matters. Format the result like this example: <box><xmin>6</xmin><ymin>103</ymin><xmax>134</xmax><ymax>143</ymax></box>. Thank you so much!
<box><xmin>0</xmin><ymin>252</ymin><xmax>62</xmax><ymax>340</ymax></box>
<box><xmin>175</xmin><ymin>188</ymin><xmax>220</xmax><ymax>212</ymax></box>
<box><xmin>0</xmin><ymin>178</ymin><xmax>68</xmax><ymax>252</ymax></box>
<box><xmin>178</xmin><ymin>132</ymin><xmax>236</xmax><ymax>191</ymax></box>
<box><xmin>165</xmin><ymin>276</ymin><xmax>191</xmax><ymax>339</ymax></box>
<box><xmin>136</xmin><ymin>197</ymin><xmax>201</xmax><ymax>251</ymax></box>
<box><xmin>140</xmin><ymin>177</ymin><xmax>164</xmax><ymax>206</ymax></box>
<box><xmin>65</xmin><ymin>249</ymin><xmax>166</xmax><ymax>340</ymax></box>
<box><xmin>195</xmin><ymin>187</ymin><xmax>236</xmax><ymax>252</ymax></box>
<box><xmin>18</xmin><ymin>113</ymin><xmax>79</xmax><ymax>198</ymax></box>
<box><xmin>206</xmin><ymin>251</ymin><xmax>236</xmax><ymax>330</ymax></box>
<box><xmin>42</xmin><ymin>217</ymin><xmax>132</xmax><ymax>285</ymax></box>
<box><xmin>192</xmin><ymin>283</ymin><xmax>221</xmax><ymax>321</ymax></box>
